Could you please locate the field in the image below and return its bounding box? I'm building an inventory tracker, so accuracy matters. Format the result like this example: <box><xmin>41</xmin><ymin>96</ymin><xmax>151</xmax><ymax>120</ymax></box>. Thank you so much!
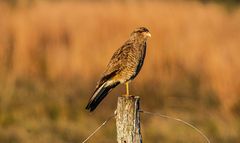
<box><xmin>0</xmin><ymin>1</ymin><xmax>240</xmax><ymax>143</ymax></box>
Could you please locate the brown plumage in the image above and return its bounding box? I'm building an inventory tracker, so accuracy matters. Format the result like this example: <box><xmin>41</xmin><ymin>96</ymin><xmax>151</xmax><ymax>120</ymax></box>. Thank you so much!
<box><xmin>86</xmin><ymin>27</ymin><xmax>151</xmax><ymax>112</ymax></box>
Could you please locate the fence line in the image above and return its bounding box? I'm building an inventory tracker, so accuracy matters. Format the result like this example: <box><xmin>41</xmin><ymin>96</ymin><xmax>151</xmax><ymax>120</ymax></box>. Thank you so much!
<box><xmin>81</xmin><ymin>114</ymin><xmax>116</xmax><ymax>143</ymax></box>
<box><xmin>82</xmin><ymin>110</ymin><xmax>210</xmax><ymax>143</ymax></box>
<box><xmin>139</xmin><ymin>110</ymin><xmax>211</xmax><ymax>143</ymax></box>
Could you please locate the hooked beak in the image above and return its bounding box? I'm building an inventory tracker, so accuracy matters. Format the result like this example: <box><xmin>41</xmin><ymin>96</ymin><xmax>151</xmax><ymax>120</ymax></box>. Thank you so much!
<box><xmin>145</xmin><ymin>32</ymin><xmax>151</xmax><ymax>37</ymax></box>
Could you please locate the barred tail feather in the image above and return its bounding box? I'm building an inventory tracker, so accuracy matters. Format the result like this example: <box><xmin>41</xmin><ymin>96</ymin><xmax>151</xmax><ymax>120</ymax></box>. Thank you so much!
<box><xmin>86</xmin><ymin>81</ymin><xmax>120</xmax><ymax>112</ymax></box>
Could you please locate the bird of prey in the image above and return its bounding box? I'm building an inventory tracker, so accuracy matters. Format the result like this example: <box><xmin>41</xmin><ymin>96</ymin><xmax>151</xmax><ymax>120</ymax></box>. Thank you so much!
<box><xmin>86</xmin><ymin>27</ymin><xmax>151</xmax><ymax>112</ymax></box>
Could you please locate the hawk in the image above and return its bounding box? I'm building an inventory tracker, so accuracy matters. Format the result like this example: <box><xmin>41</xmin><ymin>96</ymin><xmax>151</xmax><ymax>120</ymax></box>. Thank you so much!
<box><xmin>86</xmin><ymin>27</ymin><xmax>151</xmax><ymax>112</ymax></box>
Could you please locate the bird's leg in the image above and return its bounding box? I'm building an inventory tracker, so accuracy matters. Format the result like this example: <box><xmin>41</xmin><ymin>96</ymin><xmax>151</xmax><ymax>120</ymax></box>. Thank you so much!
<box><xmin>125</xmin><ymin>82</ymin><xmax>129</xmax><ymax>96</ymax></box>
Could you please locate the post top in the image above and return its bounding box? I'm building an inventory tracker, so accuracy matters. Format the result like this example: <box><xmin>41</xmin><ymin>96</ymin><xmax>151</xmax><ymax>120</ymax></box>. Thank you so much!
<box><xmin>119</xmin><ymin>95</ymin><xmax>140</xmax><ymax>99</ymax></box>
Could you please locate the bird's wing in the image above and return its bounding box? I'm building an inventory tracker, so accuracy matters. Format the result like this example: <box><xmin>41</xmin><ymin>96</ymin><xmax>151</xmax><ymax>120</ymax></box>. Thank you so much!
<box><xmin>95</xmin><ymin>41</ymin><xmax>132</xmax><ymax>88</ymax></box>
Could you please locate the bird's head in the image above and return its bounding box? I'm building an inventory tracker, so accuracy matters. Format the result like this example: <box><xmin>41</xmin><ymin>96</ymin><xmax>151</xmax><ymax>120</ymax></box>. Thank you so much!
<box><xmin>130</xmin><ymin>27</ymin><xmax>151</xmax><ymax>40</ymax></box>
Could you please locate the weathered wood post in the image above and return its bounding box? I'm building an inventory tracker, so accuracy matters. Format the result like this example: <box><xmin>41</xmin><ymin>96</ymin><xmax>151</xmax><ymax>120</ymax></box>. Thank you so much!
<box><xmin>116</xmin><ymin>95</ymin><xmax>142</xmax><ymax>143</ymax></box>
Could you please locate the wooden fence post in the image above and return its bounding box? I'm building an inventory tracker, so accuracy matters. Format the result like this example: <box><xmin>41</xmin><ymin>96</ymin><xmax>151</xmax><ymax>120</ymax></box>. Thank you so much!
<box><xmin>116</xmin><ymin>96</ymin><xmax>142</xmax><ymax>143</ymax></box>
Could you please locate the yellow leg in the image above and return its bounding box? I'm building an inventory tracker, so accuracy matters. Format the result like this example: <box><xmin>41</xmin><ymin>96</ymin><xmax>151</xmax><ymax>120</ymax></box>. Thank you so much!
<box><xmin>125</xmin><ymin>82</ymin><xmax>129</xmax><ymax>96</ymax></box>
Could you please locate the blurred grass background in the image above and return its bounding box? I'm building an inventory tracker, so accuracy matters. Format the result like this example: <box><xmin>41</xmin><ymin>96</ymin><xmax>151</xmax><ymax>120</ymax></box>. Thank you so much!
<box><xmin>0</xmin><ymin>0</ymin><xmax>240</xmax><ymax>143</ymax></box>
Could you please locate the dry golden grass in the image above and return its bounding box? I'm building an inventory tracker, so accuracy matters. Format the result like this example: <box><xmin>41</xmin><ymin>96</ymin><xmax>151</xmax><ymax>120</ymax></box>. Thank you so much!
<box><xmin>1</xmin><ymin>1</ymin><xmax>240</xmax><ymax>107</ymax></box>
<box><xmin>0</xmin><ymin>1</ymin><xmax>240</xmax><ymax>143</ymax></box>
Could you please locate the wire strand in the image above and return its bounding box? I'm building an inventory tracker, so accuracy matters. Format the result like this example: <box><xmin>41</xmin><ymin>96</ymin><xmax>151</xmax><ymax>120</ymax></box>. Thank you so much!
<box><xmin>81</xmin><ymin>114</ymin><xmax>115</xmax><ymax>143</ymax></box>
<box><xmin>139</xmin><ymin>110</ymin><xmax>210</xmax><ymax>143</ymax></box>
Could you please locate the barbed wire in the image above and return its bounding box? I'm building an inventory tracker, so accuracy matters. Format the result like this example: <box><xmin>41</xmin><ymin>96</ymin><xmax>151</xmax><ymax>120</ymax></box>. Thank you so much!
<box><xmin>139</xmin><ymin>110</ymin><xmax>211</xmax><ymax>143</ymax></box>
<box><xmin>81</xmin><ymin>114</ymin><xmax>116</xmax><ymax>143</ymax></box>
